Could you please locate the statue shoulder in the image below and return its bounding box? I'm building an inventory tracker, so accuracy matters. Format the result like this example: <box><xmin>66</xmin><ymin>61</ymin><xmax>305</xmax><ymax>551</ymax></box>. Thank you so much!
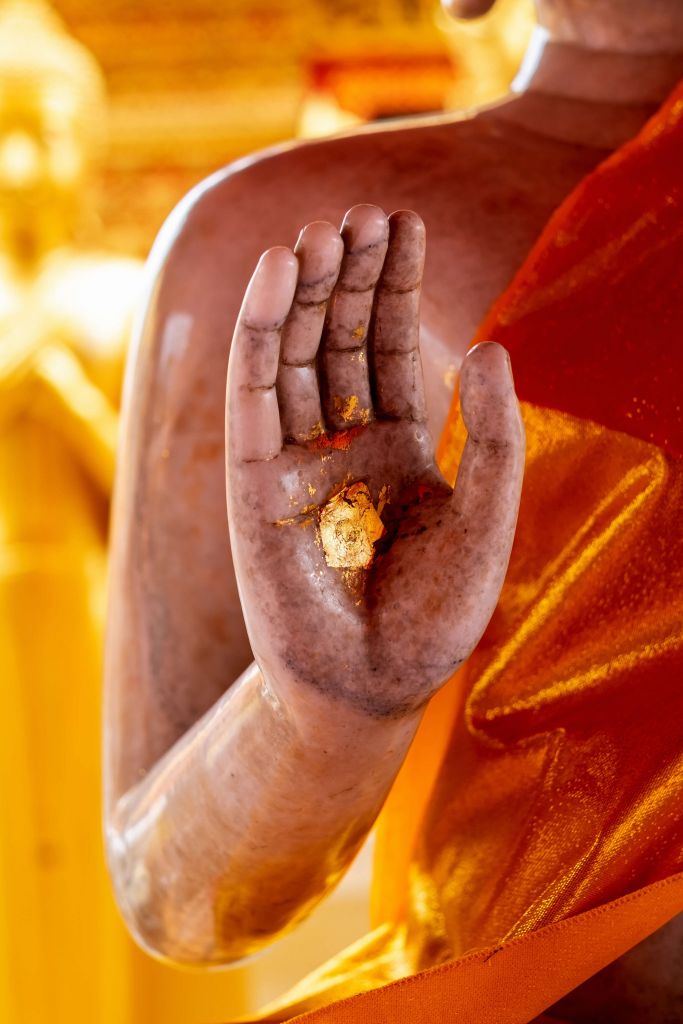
<box><xmin>134</xmin><ymin>131</ymin><xmax>378</xmax><ymax>348</ymax></box>
<box><xmin>144</xmin><ymin>114</ymin><xmax>482</xmax><ymax>294</ymax></box>
<box><xmin>149</xmin><ymin>132</ymin><xmax>370</xmax><ymax>266</ymax></box>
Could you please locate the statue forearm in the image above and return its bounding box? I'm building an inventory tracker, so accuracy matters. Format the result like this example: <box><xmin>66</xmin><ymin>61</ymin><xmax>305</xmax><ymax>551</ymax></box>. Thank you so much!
<box><xmin>105</xmin><ymin>660</ymin><xmax>421</xmax><ymax>966</ymax></box>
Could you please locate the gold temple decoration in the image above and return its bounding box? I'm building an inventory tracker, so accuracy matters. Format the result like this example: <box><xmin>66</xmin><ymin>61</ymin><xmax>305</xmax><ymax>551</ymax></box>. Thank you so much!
<box><xmin>0</xmin><ymin>0</ymin><xmax>109</xmax><ymax>267</ymax></box>
<box><xmin>0</xmin><ymin>0</ymin><xmax>106</xmax><ymax>148</ymax></box>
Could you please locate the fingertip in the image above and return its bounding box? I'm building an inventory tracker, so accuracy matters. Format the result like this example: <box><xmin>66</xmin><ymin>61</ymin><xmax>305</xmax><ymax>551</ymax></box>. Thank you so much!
<box><xmin>295</xmin><ymin>220</ymin><xmax>343</xmax><ymax>252</ymax></box>
<box><xmin>382</xmin><ymin>209</ymin><xmax>426</xmax><ymax>289</ymax></box>
<box><xmin>460</xmin><ymin>343</ymin><xmax>523</xmax><ymax>443</ymax></box>
<box><xmin>257</xmin><ymin>245</ymin><xmax>299</xmax><ymax>278</ymax></box>
<box><xmin>463</xmin><ymin>342</ymin><xmax>513</xmax><ymax>389</ymax></box>
<box><xmin>294</xmin><ymin>221</ymin><xmax>344</xmax><ymax>282</ymax></box>
<box><xmin>468</xmin><ymin>340</ymin><xmax>509</xmax><ymax>360</ymax></box>
<box><xmin>388</xmin><ymin>208</ymin><xmax>426</xmax><ymax>237</ymax></box>
<box><xmin>244</xmin><ymin>246</ymin><xmax>298</xmax><ymax>326</ymax></box>
<box><xmin>341</xmin><ymin>204</ymin><xmax>390</xmax><ymax>252</ymax></box>
<box><xmin>388</xmin><ymin>211</ymin><xmax>426</xmax><ymax>260</ymax></box>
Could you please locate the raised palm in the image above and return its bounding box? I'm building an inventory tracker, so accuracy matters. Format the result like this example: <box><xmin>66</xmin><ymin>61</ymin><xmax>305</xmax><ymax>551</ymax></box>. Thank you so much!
<box><xmin>227</xmin><ymin>205</ymin><xmax>524</xmax><ymax>718</ymax></box>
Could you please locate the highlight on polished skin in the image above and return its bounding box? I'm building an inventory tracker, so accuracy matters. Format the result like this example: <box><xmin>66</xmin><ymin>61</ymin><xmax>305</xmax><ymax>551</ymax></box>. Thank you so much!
<box><xmin>3</xmin><ymin>0</ymin><xmax>683</xmax><ymax>1022</ymax></box>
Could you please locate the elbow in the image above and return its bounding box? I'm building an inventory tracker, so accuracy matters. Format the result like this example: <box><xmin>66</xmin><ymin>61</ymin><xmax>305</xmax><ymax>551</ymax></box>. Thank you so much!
<box><xmin>105</xmin><ymin>826</ymin><xmax>254</xmax><ymax>967</ymax></box>
<box><xmin>105</xmin><ymin>826</ymin><xmax>178</xmax><ymax>964</ymax></box>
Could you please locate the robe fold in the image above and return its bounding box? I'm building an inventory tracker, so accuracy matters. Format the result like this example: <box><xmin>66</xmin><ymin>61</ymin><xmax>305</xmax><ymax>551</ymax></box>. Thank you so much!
<box><xmin>237</xmin><ymin>80</ymin><xmax>683</xmax><ymax>1023</ymax></box>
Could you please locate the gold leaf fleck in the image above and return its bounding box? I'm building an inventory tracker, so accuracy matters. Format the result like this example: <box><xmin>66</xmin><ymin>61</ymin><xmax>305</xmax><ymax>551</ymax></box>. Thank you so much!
<box><xmin>333</xmin><ymin>394</ymin><xmax>359</xmax><ymax>421</ymax></box>
<box><xmin>319</xmin><ymin>482</ymin><xmax>385</xmax><ymax>569</ymax></box>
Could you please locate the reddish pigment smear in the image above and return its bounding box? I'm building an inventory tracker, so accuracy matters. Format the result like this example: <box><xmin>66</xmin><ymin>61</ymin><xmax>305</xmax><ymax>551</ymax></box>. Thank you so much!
<box><xmin>308</xmin><ymin>426</ymin><xmax>366</xmax><ymax>452</ymax></box>
<box><xmin>416</xmin><ymin>484</ymin><xmax>436</xmax><ymax>502</ymax></box>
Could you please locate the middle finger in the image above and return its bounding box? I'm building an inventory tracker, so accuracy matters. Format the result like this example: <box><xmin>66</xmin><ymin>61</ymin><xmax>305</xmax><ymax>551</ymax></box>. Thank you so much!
<box><xmin>321</xmin><ymin>205</ymin><xmax>389</xmax><ymax>432</ymax></box>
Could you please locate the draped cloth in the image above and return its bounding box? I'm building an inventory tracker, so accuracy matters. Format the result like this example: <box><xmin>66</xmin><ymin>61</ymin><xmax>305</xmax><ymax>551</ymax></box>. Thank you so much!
<box><xmin>243</xmin><ymin>81</ymin><xmax>683</xmax><ymax>1023</ymax></box>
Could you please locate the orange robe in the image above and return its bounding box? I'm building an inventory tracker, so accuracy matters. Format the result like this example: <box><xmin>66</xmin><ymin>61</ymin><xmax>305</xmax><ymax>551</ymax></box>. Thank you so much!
<box><xmin>243</xmin><ymin>78</ymin><xmax>683</xmax><ymax>1023</ymax></box>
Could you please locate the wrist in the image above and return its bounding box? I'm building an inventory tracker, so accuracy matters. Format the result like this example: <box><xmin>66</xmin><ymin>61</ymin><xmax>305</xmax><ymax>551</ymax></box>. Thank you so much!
<box><xmin>259</xmin><ymin>664</ymin><xmax>423</xmax><ymax>758</ymax></box>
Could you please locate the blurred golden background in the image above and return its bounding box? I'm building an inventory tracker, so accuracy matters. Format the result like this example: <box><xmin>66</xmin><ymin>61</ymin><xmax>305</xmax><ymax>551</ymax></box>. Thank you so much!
<box><xmin>53</xmin><ymin>0</ymin><xmax>532</xmax><ymax>257</ymax></box>
<box><xmin>0</xmin><ymin>0</ymin><xmax>532</xmax><ymax>1021</ymax></box>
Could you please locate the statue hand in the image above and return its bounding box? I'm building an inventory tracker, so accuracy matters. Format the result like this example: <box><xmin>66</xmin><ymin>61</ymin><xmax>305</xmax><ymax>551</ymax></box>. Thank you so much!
<box><xmin>226</xmin><ymin>205</ymin><xmax>525</xmax><ymax>718</ymax></box>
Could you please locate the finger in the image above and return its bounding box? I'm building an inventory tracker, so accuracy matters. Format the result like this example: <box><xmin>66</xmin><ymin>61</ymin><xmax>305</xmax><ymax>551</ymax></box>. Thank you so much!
<box><xmin>371</xmin><ymin>210</ymin><xmax>427</xmax><ymax>422</ymax></box>
<box><xmin>452</xmin><ymin>342</ymin><xmax>525</xmax><ymax>561</ymax></box>
<box><xmin>321</xmin><ymin>205</ymin><xmax>389</xmax><ymax>431</ymax></box>
<box><xmin>277</xmin><ymin>221</ymin><xmax>343</xmax><ymax>443</ymax></box>
<box><xmin>227</xmin><ymin>247</ymin><xmax>298</xmax><ymax>462</ymax></box>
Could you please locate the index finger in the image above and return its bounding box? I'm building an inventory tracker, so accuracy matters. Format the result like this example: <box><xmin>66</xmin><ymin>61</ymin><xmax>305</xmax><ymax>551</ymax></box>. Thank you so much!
<box><xmin>226</xmin><ymin>247</ymin><xmax>298</xmax><ymax>463</ymax></box>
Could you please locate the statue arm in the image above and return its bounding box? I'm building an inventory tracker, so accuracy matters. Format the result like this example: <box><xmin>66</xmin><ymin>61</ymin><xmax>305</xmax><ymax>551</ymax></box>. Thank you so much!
<box><xmin>106</xmin><ymin>659</ymin><xmax>421</xmax><ymax>964</ymax></box>
<box><xmin>104</xmin><ymin>197</ymin><xmax>524</xmax><ymax>966</ymax></box>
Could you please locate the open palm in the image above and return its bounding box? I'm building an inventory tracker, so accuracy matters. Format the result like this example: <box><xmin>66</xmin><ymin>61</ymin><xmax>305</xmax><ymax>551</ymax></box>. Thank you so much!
<box><xmin>227</xmin><ymin>206</ymin><xmax>524</xmax><ymax>718</ymax></box>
